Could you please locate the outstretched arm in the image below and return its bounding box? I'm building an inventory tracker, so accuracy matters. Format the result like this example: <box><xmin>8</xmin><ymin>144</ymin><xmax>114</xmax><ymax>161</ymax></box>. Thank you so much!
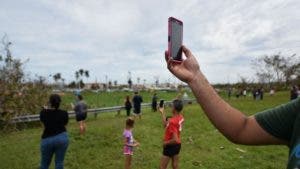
<box><xmin>158</xmin><ymin>107</ymin><xmax>168</xmax><ymax>127</ymax></box>
<box><xmin>165</xmin><ymin>46</ymin><xmax>287</xmax><ymax>145</ymax></box>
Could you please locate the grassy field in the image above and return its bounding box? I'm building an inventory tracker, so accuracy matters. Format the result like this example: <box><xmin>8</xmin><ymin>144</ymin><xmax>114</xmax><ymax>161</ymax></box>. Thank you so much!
<box><xmin>0</xmin><ymin>90</ymin><xmax>292</xmax><ymax>169</ymax></box>
<box><xmin>59</xmin><ymin>90</ymin><xmax>190</xmax><ymax>109</ymax></box>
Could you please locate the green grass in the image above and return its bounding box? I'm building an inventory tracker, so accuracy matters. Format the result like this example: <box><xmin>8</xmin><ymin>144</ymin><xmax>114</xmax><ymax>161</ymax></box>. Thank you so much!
<box><xmin>0</xmin><ymin>91</ymin><xmax>291</xmax><ymax>169</ymax></box>
<box><xmin>60</xmin><ymin>90</ymin><xmax>192</xmax><ymax>109</ymax></box>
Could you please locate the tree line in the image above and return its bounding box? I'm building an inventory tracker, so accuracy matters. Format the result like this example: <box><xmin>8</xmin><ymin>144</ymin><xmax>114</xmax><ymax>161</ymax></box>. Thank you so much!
<box><xmin>252</xmin><ymin>53</ymin><xmax>300</xmax><ymax>89</ymax></box>
<box><xmin>1</xmin><ymin>35</ymin><xmax>299</xmax><ymax>130</ymax></box>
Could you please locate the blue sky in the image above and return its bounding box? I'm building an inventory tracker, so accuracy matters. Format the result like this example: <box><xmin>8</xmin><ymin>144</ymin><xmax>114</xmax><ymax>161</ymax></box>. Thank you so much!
<box><xmin>0</xmin><ymin>0</ymin><xmax>299</xmax><ymax>84</ymax></box>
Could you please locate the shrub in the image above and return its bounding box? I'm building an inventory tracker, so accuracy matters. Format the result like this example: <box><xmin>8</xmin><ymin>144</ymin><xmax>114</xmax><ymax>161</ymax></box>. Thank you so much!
<box><xmin>0</xmin><ymin>39</ymin><xmax>50</xmax><ymax>130</ymax></box>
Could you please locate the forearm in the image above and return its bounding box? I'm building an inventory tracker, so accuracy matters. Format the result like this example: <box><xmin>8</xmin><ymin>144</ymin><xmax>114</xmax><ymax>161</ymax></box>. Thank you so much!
<box><xmin>124</xmin><ymin>141</ymin><xmax>137</xmax><ymax>147</ymax></box>
<box><xmin>188</xmin><ymin>71</ymin><xmax>248</xmax><ymax>143</ymax></box>
<box><xmin>160</xmin><ymin>112</ymin><xmax>167</xmax><ymax>127</ymax></box>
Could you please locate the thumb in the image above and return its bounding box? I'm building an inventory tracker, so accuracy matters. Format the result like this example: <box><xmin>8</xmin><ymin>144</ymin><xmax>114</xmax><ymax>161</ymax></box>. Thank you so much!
<box><xmin>165</xmin><ymin>50</ymin><xmax>169</xmax><ymax>62</ymax></box>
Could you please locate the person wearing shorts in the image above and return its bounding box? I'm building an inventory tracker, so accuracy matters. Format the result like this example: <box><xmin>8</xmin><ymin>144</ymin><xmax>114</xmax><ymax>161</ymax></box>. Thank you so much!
<box><xmin>75</xmin><ymin>112</ymin><xmax>87</xmax><ymax>122</ymax></box>
<box><xmin>123</xmin><ymin>118</ymin><xmax>139</xmax><ymax>169</ymax></box>
<box><xmin>158</xmin><ymin>99</ymin><xmax>184</xmax><ymax>169</ymax></box>
<box><xmin>73</xmin><ymin>95</ymin><xmax>88</xmax><ymax>135</ymax></box>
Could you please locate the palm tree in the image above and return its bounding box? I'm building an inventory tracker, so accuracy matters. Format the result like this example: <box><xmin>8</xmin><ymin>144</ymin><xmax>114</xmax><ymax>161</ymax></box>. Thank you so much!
<box><xmin>53</xmin><ymin>73</ymin><xmax>62</xmax><ymax>89</ymax></box>
<box><xmin>84</xmin><ymin>70</ymin><xmax>89</xmax><ymax>78</ymax></box>
<box><xmin>79</xmin><ymin>69</ymin><xmax>84</xmax><ymax>77</ymax></box>
<box><xmin>75</xmin><ymin>71</ymin><xmax>80</xmax><ymax>89</ymax></box>
<box><xmin>84</xmin><ymin>70</ymin><xmax>89</xmax><ymax>84</ymax></box>
<box><xmin>75</xmin><ymin>69</ymin><xmax>90</xmax><ymax>89</ymax></box>
<box><xmin>75</xmin><ymin>71</ymin><xmax>79</xmax><ymax>81</ymax></box>
<box><xmin>61</xmin><ymin>78</ymin><xmax>65</xmax><ymax>87</ymax></box>
<box><xmin>128</xmin><ymin>78</ymin><xmax>132</xmax><ymax>89</ymax></box>
<box><xmin>53</xmin><ymin>73</ymin><xmax>61</xmax><ymax>83</ymax></box>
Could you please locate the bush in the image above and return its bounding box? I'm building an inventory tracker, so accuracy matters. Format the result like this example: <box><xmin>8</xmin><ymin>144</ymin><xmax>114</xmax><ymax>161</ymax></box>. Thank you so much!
<box><xmin>0</xmin><ymin>39</ymin><xmax>50</xmax><ymax>130</ymax></box>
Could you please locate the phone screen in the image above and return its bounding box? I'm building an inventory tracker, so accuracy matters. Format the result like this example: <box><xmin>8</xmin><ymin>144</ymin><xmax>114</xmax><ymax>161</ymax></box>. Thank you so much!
<box><xmin>169</xmin><ymin>17</ymin><xmax>183</xmax><ymax>61</ymax></box>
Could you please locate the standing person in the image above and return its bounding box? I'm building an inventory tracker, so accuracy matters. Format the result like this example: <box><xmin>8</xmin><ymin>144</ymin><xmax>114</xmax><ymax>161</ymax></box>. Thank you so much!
<box><xmin>124</xmin><ymin>95</ymin><xmax>132</xmax><ymax>117</ymax></box>
<box><xmin>252</xmin><ymin>88</ymin><xmax>256</xmax><ymax>100</ymax></box>
<box><xmin>73</xmin><ymin>95</ymin><xmax>88</xmax><ymax>135</ymax></box>
<box><xmin>290</xmin><ymin>85</ymin><xmax>298</xmax><ymax>100</ymax></box>
<box><xmin>270</xmin><ymin>87</ymin><xmax>275</xmax><ymax>96</ymax></box>
<box><xmin>235</xmin><ymin>89</ymin><xmax>240</xmax><ymax>98</ymax></box>
<box><xmin>132</xmin><ymin>91</ymin><xmax>143</xmax><ymax>119</ymax></box>
<box><xmin>227</xmin><ymin>87</ymin><xmax>232</xmax><ymax>99</ymax></box>
<box><xmin>259</xmin><ymin>87</ymin><xmax>264</xmax><ymax>100</ymax></box>
<box><xmin>255</xmin><ymin>88</ymin><xmax>260</xmax><ymax>100</ymax></box>
<box><xmin>242</xmin><ymin>89</ymin><xmax>247</xmax><ymax>97</ymax></box>
<box><xmin>152</xmin><ymin>93</ymin><xmax>158</xmax><ymax>112</ymax></box>
<box><xmin>40</xmin><ymin>94</ymin><xmax>69</xmax><ymax>169</ymax></box>
<box><xmin>123</xmin><ymin>118</ymin><xmax>140</xmax><ymax>169</ymax></box>
<box><xmin>158</xmin><ymin>99</ymin><xmax>184</xmax><ymax>169</ymax></box>
<box><xmin>164</xmin><ymin>45</ymin><xmax>300</xmax><ymax>168</ymax></box>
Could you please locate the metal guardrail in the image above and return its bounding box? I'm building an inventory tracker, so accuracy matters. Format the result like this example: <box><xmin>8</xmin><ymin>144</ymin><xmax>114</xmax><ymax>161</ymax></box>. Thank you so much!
<box><xmin>11</xmin><ymin>99</ymin><xmax>196</xmax><ymax>123</ymax></box>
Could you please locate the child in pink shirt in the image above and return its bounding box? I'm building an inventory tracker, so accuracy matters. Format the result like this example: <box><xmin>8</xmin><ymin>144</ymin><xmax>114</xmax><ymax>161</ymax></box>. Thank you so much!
<box><xmin>123</xmin><ymin>118</ymin><xmax>139</xmax><ymax>169</ymax></box>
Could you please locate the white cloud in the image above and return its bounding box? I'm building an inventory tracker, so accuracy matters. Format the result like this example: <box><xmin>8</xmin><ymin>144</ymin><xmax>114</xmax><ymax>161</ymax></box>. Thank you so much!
<box><xmin>0</xmin><ymin>0</ymin><xmax>299</xmax><ymax>84</ymax></box>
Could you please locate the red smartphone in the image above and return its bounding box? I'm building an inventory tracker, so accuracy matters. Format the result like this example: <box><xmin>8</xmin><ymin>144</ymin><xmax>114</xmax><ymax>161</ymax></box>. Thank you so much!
<box><xmin>168</xmin><ymin>17</ymin><xmax>183</xmax><ymax>61</ymax></box>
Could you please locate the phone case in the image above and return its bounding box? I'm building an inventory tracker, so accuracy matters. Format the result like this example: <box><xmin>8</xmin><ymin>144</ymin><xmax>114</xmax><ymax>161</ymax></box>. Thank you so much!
<box><xmin>168</xmin><ymin>17</ymin><xmax>183</xmax><ymax>62</ymax></box>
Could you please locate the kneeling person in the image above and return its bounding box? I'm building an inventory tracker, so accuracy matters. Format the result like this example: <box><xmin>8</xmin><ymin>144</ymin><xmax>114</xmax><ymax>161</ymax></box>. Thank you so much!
<box><xmin>158</xmin><ymin>99</ymin><xmax>184</xmax><ymax>169</ymax></box>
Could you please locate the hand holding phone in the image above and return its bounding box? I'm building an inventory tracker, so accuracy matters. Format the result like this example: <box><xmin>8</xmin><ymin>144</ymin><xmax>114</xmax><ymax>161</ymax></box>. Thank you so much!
<box><xmin>168</xmin><ymin>17</ymin><xmax>183</xmax><ymax>61</ymax></box>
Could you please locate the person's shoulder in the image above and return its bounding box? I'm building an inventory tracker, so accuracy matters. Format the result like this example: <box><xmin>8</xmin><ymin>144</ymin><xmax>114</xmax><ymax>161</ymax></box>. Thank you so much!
<box><xmin>80</xmin><ymin>100</ymin><xmax>87</xmax><ymax>104</ymax></box>
<box><xmin>172</xmin><ymin>114</ymin><xmax>184</xmax><ymax>122</ymax></box>
<box><xmin>179</xmin><ymin>114</ymin><xmax>184</xmax><ymax>119</ymax></box>
<box><xmin>41</xmin><ymin>108</ymin><xmax>54</xmax><ymax>114</ymax></box>
<box><xmin>80</xmin><ymin>101</ymin><xmax>88</xmax><ymax>107</ymax></box>
<box><xmin>40</xmin><ymin>108</ymin><xmax>46</xmax><ymax>113</ymax></box>
<box><xmin>58</xmin><ymin>109</ymin><xmax>68</xmax><ymax>114</ymax></box>
<box><xmin>40</xmin><ymin>108</ymin><xmax>47</xmax><ymax>115</ymax></box>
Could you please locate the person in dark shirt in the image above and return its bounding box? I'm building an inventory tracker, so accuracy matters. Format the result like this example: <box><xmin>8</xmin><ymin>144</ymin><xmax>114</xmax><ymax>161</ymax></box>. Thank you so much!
<box><xmin>132</xmin><ymin>91</ymin><xmax>143</xmax><ymax>119</ymax></box>
<box><xmin>290</xmin><ymin>85</ymin><xmax>298</xmax><ymax>100</ymax></box>
<box><xmin>73</xmin><ymin>95</ymin><xmax>88</xmax><ymax>135</ymax></box>
<box><xmin>124</xmin><ymin>95</ymin><xmax>132</xmax><ymax>117</ymax></box>
<box><xmin>40</xmin><ymin>94</ymin><xmax>69</xmax><ymax>169</ymax></box>
<box><xmin>152</xmin><ymin>93</ymin><xmax>158</xmax><ymax>112</ymax></box>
